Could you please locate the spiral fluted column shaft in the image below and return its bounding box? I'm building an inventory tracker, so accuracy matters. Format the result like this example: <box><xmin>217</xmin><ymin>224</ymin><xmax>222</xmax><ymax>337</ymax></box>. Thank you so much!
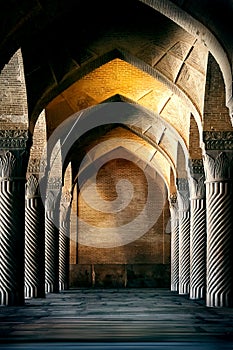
<box><xmin>170</xmin><ymin>214</ymin><xmax>179</xmax><ymax>292</ymax></box>
<box><xmin>179</xmin><ymin>210</ymin><xmax>190</xmax><ymax>295</ymax></box>
<box><xmin>0</xmin><ymin>180</ymin><xmax>25</xmax><ymax>305</ymax></box>
<box><xmin>45</xmin><ymin>211</ymin><xmax>59</xmax><ymax>293</ymax></box>
<box><xmin>206</xmin><ymin>181</ymin><xmax>233</xmax><ymax>307</ymax></box>
<box><xmin>190</xmin><ymin>198</ymin><xmax>206</xmax><ymax>299</ymax></box>
<box><xmin>25</xmin><ymin>196</ymin><xmax>45</xmax><ymax>298</ymax></box>
<box><xmin>59</xmin><ymin>221</ymin><xmax>70</xmax><ymax>290</ymax></box>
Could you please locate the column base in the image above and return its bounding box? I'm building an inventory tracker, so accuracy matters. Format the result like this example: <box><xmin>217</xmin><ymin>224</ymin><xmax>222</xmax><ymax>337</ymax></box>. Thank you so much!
<box><xmin>206</xmin><ymin>292</ymin><xmax>233</xmax><ymax>308</ymax></box>
<box><xmin>45</xmin><ymin>283</ymin><xmax>59</xmax><ymax>293</ymax></box>
<box><xmin>0</xmin><ymin>290</ymin><xmax>24</xmax><ymax>306</ymax></box>
<box><xmin>59</xmin><ymin>282</ymin><xmax>69</xmax><ymax>291</ymax></box>
<box><xmin>190</xmin><ymin>287</ymin><xmax>204</xmax><ymax>300</ymax></box>
<box><xmin>25</xmin><ymin>285</ymin><xmax>45</xmax><ymax>299</ymax></box>
<box><xmin>171</xmin><ymin>283</ymin><xmax>178</xmax><ymax>292</ymax></box>
<box><xmin>179</xmin><ymin>283</ymin><xmax>190</xmax><ymax>295</ymax></box>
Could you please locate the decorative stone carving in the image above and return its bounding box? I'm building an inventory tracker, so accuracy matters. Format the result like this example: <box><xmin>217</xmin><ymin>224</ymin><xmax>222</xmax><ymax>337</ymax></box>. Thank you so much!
<box><xmin>0</xmin><ymin>149</ymin><xmax>29</xmax><ymax>178</ymax></box>
<box><xmin>189</xmin><ymin>176</ymin><xmax>205</xmax><ymax>200</ymax></box>
<box><xmin>60</xmin><ymin>191</ymin><xmax>72</xmax><ymax>223</ymax></box>
<box><xmin>188</xmin><ymin>159</ymin><xmax>205</xmax><ymax>176</ymax></box>
<box><xmin>27</xmin><ymin>158</ymin><xmax>46</xmax><ymax>174</ymax></box>
<box><xmin>203</xmin><ymin>131</ymin><xmax>233</xmax><ymax>150</ymax></box>
<box><xmin>169</xmin><ymin>192</ymin><xmax>177</xmax><ymax>204</ymax></box>
<box><xmin>177</xmin><ymin>190</ymin><xmax>190</xmax><ymax>211</ymax></box>
<box><xmin>47</xmin><ymin>177</ymin><xmax>62</xmax><ymax>190</ymax></box>
<box><xmin>176</xmin><ymin>178</ymin><xmax>189</xmax><ymax>192</ymax></box>
<box><xmin>45</xmin><ymin>191</ymin><xmax>56</xmax><ymax>212</ymax></box>
<box><xmin>26</xmin><ymin>175</ymin><xmax>39</xmax><ymax>198</ymax></box>
<box><xmin>203</xmin><ymin>152</ymin><xmax>232</xmax><ymax>182</ymax></box>
<box><xmin>0</xmin><ymin>151</ymin><xmax>16</xmax><ymax>178</ymax></box>
<box><xmin>0</xmin><ymin>130</ymin><xmax>28</xmax><ymax>149</ymax></box>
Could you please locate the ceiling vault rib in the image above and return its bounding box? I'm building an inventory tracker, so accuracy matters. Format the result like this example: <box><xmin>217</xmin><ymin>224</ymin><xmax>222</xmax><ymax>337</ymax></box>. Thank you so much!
<box><xmin>158</xmin><ymin>95</ymin><xmax>172</xmax><ymax>115</ymax></box>
<box><xmin>137</xmin><ymin>89</ymin><xmax>154</xmax><ymax>101</ymax></box>
<box><xmin>174</xmin><ymin>39</ymin><xmax>197</xmax><ymax>84</ymax></box>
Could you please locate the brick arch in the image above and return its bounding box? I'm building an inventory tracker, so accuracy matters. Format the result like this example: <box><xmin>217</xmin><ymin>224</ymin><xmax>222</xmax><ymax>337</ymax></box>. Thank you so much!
<box><xmin>139</xmin><ymin>0</ymin><xmax>233</xmax><ymax>122</ymax></box>
<box><xmin>31</xmin><ymin>49</ymin><xmax>202</xmax><ymax>135</ymax></box>
<box><xmin>48</xmin><ymin>100</ymin><xmax>188</xmax><ymax>187</ymax></box>
<box><xmin>73</xmin><ymin>143</ymin><xmax>170</xmax><ymax>196</ymax></box>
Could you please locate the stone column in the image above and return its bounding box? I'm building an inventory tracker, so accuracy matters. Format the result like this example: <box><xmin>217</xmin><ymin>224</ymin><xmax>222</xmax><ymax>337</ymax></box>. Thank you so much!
<box><xmin>25</xmin><ymin>175</ymin><xmax>45</xmax><ymax>298</ymax></box>
<box><xmin>0</xmin><ymin>130</ymin><xmax>29</xmax><ymax>305</ymax></box>
<box><xmin>177</xmin><ymin>179</ymin><xmax>190</xmax><ymax>295</ymax></box>
<box><xmin>59</xmin><ymin>191</ymin><xmax>71</xmax><ymax>290</ymax></box>
<box><xmin>45</xmin><ymin>187</ymin><xmax>60</xmax><ymax>293</ymax></box>
<box><xmin>203</xmin><ymin>148</ymin><xmax>233</xmax><ymax>307</ymax></box>
<box><xmin>169</xmin><ymin>193</ymin><xmax>179</xmax><ymax>292</ymax></box>
<box><xmin>189</xmin><ymin>159</ymin><xmax>206</xmax><ymax>300</ymax></box>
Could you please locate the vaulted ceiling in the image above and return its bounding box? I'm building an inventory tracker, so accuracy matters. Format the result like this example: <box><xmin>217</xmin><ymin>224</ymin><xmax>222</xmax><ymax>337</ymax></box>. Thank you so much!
<box><xmin>1</xmin><ymin>0</ymin><xmax>232</xmax><ymax>192</ymax></box>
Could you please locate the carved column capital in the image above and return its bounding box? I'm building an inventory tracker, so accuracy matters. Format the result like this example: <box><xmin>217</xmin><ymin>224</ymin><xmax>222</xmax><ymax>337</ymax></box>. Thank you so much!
<box><xmin>0</xmin><ymin>150</ymin><xmax>29</xmax><ymax>179</ymax></box>
<box><xmin>189</xmin><ymin>176</ymin><xmax>206</xmax><ymax>199</ymax></box>
<box><xmin>203</xmin><ymin>152</ymin><xmax>233</xmax><ymax>182</ymax></box>
<box><xmin>26</xmin><ymin>175</ymin><xmax>40</xmax><ymax>198</ymax></box>
<box><xmin>0</xmin><ymin>151</ymin><xmax>16</xmax><ymax>179</ymax></box>
<box><xmin>177</xmin><ymin>191</ymin><xmax>190</xmax><ymax>212</ymax></box>
<box><xmin>188</xmin><ymin>159</ymin><xmax>206</xmax><ymax>199</ymax></box>
<box><xmin>169</xmin><ymin>193</ymin><xmax>179</xmax><ymax>219</ymax></box>
<box><xmin>45</xmin><ymin>191</ymin><xmax>56</xmax><ymax>212</ymax></box>
<box><xmin>60</xmin><ymin>191</ymin><xmax>72</xmax><ymax>223</ymax></box>
<box><xmin>176</xmin><ymin>178</ymin><xmax>190</xmax><ymax>211</ymax></box>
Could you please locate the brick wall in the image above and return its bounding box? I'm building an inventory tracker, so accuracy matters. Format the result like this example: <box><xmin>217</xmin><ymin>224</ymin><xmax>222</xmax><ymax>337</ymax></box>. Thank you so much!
<box><xmin>204</xmin><ymin>53</ymin><xmax>232</xmax><ymax>131</ymax></box>
<box><xmin>0</xmin><ymin>49</ymin><xmax>28</xmax><ymax>129</ymax></box>
<box><xmin>70</xmin><ymin>157</ymin><xmax>170</xmax><ymax>287</ymax></box>
<box><xmin>189</xmin><ymin>114</ymin><xmax>202</xmax><ymax>159</ymax></box>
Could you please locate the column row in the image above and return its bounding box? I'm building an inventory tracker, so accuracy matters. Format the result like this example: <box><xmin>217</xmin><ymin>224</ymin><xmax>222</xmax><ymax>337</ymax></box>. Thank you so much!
<box><xmin>170</xmin><ymin>152</ymin><xmax>233</xmax><ymax>307</ymax></box>
<box><xmin>0</xmin><ymin>150</ymin><xmax>71</xmax><ymax>305</ymax></box>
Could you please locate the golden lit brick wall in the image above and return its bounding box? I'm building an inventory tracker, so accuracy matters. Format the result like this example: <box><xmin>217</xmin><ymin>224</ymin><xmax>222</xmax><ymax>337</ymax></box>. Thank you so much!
<box><xmin>77</xmin><ymin>158</ymin><xmax>170</xmax><ymax>265</ymax></box>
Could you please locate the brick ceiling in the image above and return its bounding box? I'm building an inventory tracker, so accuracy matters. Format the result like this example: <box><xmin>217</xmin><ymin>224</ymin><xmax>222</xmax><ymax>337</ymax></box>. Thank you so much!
<box><xmin>1</xmin><ymin>0</ymin><xmax>232</xmax><ymax>188</ymax></box>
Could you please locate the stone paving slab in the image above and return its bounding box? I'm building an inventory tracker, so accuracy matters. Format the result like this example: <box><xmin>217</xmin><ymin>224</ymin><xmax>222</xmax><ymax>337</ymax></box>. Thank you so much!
<box><xmin>0</xmin><ymin>288</ymin><xmax>232</xmax><ymax>345</ymax></box>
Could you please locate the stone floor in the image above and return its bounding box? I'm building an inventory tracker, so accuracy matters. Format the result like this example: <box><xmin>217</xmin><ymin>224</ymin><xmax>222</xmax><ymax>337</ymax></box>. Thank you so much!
<box><xmin>0</xmin><ymin>288</ymin><xmax>233</xmax><ymax>349</ymax></box>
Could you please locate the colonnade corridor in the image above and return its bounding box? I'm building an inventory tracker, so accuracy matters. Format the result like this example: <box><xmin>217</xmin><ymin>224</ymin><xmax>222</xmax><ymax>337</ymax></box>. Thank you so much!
<box><xmin>0</xmin><ymin>288</ymin><xmax>233</xmax><ymax>349</ymax></box>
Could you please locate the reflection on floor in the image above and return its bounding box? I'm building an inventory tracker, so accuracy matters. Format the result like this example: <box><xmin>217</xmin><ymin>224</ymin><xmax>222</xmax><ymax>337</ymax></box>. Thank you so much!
<box><xmin>0</xmin><ymin>289</ymin><xmax>232</xmax><ymax>349</ymax></box>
